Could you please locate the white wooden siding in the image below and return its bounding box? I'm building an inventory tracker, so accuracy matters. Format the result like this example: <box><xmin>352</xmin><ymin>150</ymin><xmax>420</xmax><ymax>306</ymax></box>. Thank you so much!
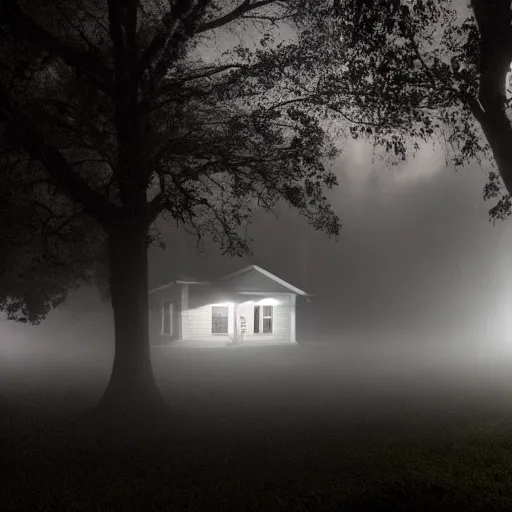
<box><xmin>185</xmin><ymin>291</ymin><xmax>293</xmax><ymax>342</ymax></box>
<box><xmin>187</xmin><ymin>302</ymin><xmax>235</xmax><ymax>340</ymax></box>
<box><xmin>248</xmin><ymin>295</ymin><xmax>291</xmax><ymax>342</ymax></box>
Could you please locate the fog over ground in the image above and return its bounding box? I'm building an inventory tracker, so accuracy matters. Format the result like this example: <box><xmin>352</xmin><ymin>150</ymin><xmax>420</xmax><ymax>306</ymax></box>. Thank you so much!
<box><xmin>152</xmin><ymin>140</ymin><xmax>512</xmax><ymax>350</ymax></box>
<box><xmin>4</xmin><ymin>3</ymin><xmax>512</xmax><ymax>510</ymax></box>
<box><xmin>2</xmin><ymin>139</ymin><xmax>512</xmax><ymax>428</ymax></box>
<box><xmin>1</xmin><ymin>0</ymin><xmax>510</xmax><ymax>369</ymax></box>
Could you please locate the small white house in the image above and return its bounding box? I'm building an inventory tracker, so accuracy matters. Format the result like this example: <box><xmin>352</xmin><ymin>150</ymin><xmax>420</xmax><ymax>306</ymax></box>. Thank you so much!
<box><xmin>148</xmin><ymin>265</ymin><xmax>309</xmax><ymax>347</ymax></box>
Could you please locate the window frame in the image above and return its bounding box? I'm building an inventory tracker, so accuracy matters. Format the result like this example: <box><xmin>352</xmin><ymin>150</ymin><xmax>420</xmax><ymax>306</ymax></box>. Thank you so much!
<box><xmin>253</xmin><ymin>305</ymin><xmax>260</xmax><ymax>334</ymax></box>
<box><xmin>254</xmin><ymin>304</ymin><xmax>273</xmax><ymax>334</ymax></box>
<box><xmin>262</xmin><ymin>305</ymin><xmax>273</xmax><ymax>334</ymax></box>
<box><xmin>211</xmin><ymin>305</ymin><xmax>229</xmax><ymax>334</ymax></box>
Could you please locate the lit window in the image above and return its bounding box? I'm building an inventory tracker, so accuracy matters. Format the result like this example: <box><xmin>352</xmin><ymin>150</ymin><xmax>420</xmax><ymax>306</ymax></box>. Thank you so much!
<box><xmin>254</xmin><ymin>305</ymin><xmax>260</xmax><ymax>333</ymax></box>
<box><xmin>262</xmin><ymin>305</ymin><xmax>273</xmax><ymax>333</ymax></box>
<box><xmin>162</xmin><ymin>301</ymin><xmax>173</xmax><ymax>336</ymax></box>
<box><xmin>254</xmin><ymin>305</ymin><xmax>273</xmax><ymax>334</ymax></box>
<box><xmin>212</xmin><ymin>306</ymin><xmax>229</xmax><ymax>334</ymax></box>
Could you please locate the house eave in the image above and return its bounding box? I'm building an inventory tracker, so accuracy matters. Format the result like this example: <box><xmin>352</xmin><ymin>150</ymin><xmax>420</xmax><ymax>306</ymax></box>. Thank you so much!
<box><xmin>148</xmin><ymin>282</ymin><xmax>175</xmax><ymax>294</ymax></box>
<box><xmin>149</xmin><ymin>280</ymin><xmax>210</xmax><ymax>294</ymax></box>
<box><xmin>222</xmin><ymin>264</ymin><xmax>308</xmax><ymax>296</ymax></box>
<box><xmin>236</xmin><ymin>291</ymin><xmax>312</xmax><ymax>297</ymax></box>
<box><xmin>176</xmin><ymin>280</ymin><xmax>210</xmax><ymax>285</ymax></box>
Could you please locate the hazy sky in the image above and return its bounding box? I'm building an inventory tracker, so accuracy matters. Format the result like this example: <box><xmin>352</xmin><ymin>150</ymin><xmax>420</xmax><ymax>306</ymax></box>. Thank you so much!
<box><xmin>143</xmin><ymin>0</ymin><xmax>510</xmax><ymax>342</ymax></box>
<box><xmin>4</xmin><ymin>0</ymin><xmax>512</xmax><ymax>351</ymax></box>
<box><xmin>145</xmin><ymin>136</ymin><xmax>512</xmax><ymax>344</ymax></box>
<box><xmin>12</xmin><ymin>138</ymin><xmax>507</xmax><ymax>355</ymax></box>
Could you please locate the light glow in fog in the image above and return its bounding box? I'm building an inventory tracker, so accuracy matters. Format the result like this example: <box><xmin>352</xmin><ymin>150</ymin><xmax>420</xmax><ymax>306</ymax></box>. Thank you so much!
<box><xmin>257</xmin><ymin>298</ymin><xmax>279</xmax><ymax>306</ymax></box>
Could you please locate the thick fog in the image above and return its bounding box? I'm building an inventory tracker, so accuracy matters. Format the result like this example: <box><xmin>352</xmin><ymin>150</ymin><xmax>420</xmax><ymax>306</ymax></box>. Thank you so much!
<box><xmin>2</xmin><ymin>139</ymin><xmax>512</xmax><ymax>426</ymax></box>
<box><xmin>2</xmin><ymin>143</ymin><xmax>512</xmax><ymax>355</ymax></box>
<box><xmin>148</xmin><ymin>140</ymin><xmax>512</xmax><ymax>350</ymax></box>
<box><xmin>3</xmin><ymin>0</ymin><xmax>508</xmax><ymax>377</ymax></box>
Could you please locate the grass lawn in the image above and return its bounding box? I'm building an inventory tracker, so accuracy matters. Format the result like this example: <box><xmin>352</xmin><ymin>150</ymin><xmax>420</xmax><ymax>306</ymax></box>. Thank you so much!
<box><xmin>2</xmin><ymin>341</ymin><xmax>512</xmax><ymax>510</ymax></box>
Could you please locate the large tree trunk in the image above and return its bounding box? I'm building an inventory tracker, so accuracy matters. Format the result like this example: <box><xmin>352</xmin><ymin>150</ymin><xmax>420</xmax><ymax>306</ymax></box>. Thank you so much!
<box><xmin>95</xmin><ymin>216</ymin><xmax>165</xmax><ymax>420</ymax></box>
<box><xmin>471</xmin><ymin>0</ymin><xmax>512</xmax><ymax>195</ymax></box>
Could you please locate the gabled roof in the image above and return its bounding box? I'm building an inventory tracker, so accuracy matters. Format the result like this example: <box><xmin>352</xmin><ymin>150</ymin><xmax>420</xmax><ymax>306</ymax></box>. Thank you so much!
<box><xmin>149</xmin><ymin>279</ymin><xmax>209</xmax><ymax>294</ymax></box>
<box><xmin>149</xmin><ymin>265</ymin><xmax>308</xmax><ymax>296</ymax></box>
<box><xmin>148</xmin><ymin>282</ymin><xmax>175</xmax><ymax>294</ymax></box>
<box><xmin>222</xmin><ymin>265</ymin><xmax>308</xmax><ymax>296</ymax></box>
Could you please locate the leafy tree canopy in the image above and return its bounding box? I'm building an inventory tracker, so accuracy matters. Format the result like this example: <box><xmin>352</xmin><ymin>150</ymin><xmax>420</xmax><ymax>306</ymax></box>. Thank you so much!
<box><xmin>0</xmin><ymin>0</ymin><xmax>347</xmax><ymax>324</ymax></box>
<box><xmin>3</xmin><ymin>0</ymin><xmax>511</xmax><ymax>327</ymax></box>
<box><xmin>0</xmin><ymin>146</ymin><xmax>107</xmax><ymax>323</ymax></box>
<box><xmin>317</xmin><ymin>0</ymin><xmax>512</xmax><ymax>221</ymax></box>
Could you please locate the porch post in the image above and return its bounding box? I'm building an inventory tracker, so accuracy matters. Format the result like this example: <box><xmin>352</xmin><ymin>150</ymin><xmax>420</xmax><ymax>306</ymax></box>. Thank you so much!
<box><xmin>233</xmin><ymin>301</ymin><xmax>239</xmax><ymax>337</ymax></box>
<box><xmin>180</xmin><ymin>284</ymin><xmax>189</xmax><ymax>340</ymax></box>
<box><xmin>290</xmin><ymin>294</ymin><xmax>296</xmax><ymax>343</ymax></box>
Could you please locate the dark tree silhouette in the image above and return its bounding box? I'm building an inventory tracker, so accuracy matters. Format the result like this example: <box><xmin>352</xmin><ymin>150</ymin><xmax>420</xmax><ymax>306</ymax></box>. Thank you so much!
<box><xmin>0</xmin><ymin>154</ymin><xmax>106</xmax><ymax>324</ymax></box>
<box><xmin>0</xmin><ymin>1</ymin><xmax>343</xmax><ymax>417</ymax></box>
<box><xmin>317</xmin><ymin>0</ymin><xmax>512</xmax><ymax>221</ymax></box>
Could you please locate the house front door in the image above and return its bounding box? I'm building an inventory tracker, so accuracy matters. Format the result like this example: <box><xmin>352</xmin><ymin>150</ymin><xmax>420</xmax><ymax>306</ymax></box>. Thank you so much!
<box><xmin>235</xmin><ymin>302</ymin><xmax>253</xmax><ymax>340</ymax></box>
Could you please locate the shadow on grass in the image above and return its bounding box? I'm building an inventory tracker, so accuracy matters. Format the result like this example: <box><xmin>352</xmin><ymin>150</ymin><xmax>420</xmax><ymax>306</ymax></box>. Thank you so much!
<box><xmin>3</xmin><ymin>412</ymin><xmax>512</xmax><ymax>511</ymax></box>
<box><xmin>3</xmin><ymin>344</ymin><xmax>512</xmax><ymax>511</ymax></box>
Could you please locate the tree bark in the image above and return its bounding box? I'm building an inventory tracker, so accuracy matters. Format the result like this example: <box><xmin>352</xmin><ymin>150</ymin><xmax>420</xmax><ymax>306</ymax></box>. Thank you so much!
<box><xmin>470</xmin><ymin>0</ymin><xmax>512</xmax><ymax>195</ymax></box>
<box><xmin>95</xmin><ymin>215</ymin><xmax>165</xmax><ymax>419</ymax></box>
<box><xmin>476</xmin><ymin>107</ymin><xmax>512</xmax><ymax>195</ymax></box>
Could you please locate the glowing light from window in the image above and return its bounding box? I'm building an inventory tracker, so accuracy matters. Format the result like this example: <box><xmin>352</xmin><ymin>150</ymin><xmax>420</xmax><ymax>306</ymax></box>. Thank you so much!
<box><xmin>257</xmin><ymin>298</ymin><xmax>279</xmax><ymax>306</ymax></box>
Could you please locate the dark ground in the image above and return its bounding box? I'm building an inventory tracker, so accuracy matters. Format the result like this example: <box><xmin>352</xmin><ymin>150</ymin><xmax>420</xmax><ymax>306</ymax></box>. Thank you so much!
<box><xmin>2</xmin><ymin>340</ymin><xmax>512</xmax><ymax>511</ymax></box>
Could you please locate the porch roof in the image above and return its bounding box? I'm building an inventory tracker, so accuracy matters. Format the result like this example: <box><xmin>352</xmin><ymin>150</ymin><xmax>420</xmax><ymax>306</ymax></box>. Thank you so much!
<box><xmin>149</xmin><ymin>265</ymin><xmax>309</xmax><ymax>296</ymax></box>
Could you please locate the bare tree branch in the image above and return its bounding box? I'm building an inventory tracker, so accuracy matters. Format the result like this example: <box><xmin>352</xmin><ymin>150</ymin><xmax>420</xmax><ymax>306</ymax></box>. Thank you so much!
<box><xmin>165</xmin><ymin>64</ymin><xmax>246</xmax><ymax>86</ymax></box>
<box><xmin>196</xmin><ymin>0</ymin><xmax>278</xmax><ymax>34</ymax></box>
<box><xmin>1</xmin><ymin>0</ymin><xmax>114</xmax><ymax>95</ymax></box>
<box><xmin>0</xmin><ymin>86</ymin><xmax>116</xmax><ymax>225</ymax></box>
<box><xmin>46</xmin><ymin>209</ymin><xmax>86</xmax><ymax>237</ymax></box>
<box><xmin>139</xmin><ymin>0</ymin><xmax>212</xmax><ymax>82</ymax></box>
<box><xmin>82</xmin><ymin>8</ymin><xmax>111</xmax><ymax>38</ymax></box>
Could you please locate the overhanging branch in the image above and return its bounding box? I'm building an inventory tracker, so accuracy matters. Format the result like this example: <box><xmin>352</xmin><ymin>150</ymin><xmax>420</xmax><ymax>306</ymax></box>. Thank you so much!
<box><xmin>140</xmin><ymin>0</ymin><xmax>277</xmax><ymax>80</ymax></box>
<box><xmin>139</xmin><ymin>0</ymin><xmax>211</xmax><ymax>81</ymax></box>
<box><xmin>0</xmin><ymin>86</ymin><xmax>116</xmax><ymax>225</ymax></box>
<box><xmin>196</xmin><ymin>0</ymin><xmax>277</xmax><ymax>34</ymax></box>
<box><xmin>1</xmin><ymin>0</ymin><xmax>114</xmax><ymax>95</ymax></box>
